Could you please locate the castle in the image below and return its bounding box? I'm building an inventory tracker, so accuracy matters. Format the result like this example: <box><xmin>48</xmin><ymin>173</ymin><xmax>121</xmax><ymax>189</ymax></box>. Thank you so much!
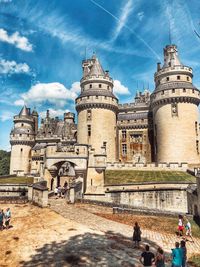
<box><xmin>10</xmin><ymin>44</ymin><xmax>200</xmax><ymax>194</ymax></box>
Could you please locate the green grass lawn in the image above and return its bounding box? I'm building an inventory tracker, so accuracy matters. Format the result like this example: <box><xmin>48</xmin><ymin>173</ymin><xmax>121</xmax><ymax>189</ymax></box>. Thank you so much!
<box><xmin>0</xmin><ymin>176</ymin><xmax>34</xmax><ymax>184</ymax></box>
<box><xmin>105</xmin><ymin>170</ymin><xmax>196</xmax><ymax>185</ymax></box>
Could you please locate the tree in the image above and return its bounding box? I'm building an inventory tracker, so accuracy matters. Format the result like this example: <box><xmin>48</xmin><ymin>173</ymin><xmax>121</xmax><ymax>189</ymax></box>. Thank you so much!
<box><xmin>0</xmin><ymin>150</ymin><xmax>10</xmax><ymax>175</ymax></box>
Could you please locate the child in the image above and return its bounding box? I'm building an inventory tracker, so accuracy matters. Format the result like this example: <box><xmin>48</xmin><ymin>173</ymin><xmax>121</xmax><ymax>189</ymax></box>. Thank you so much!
<box><xmin>178</xmin><ymin>214</ymin><xmax>184</xmax><ymax>236</ymax></box>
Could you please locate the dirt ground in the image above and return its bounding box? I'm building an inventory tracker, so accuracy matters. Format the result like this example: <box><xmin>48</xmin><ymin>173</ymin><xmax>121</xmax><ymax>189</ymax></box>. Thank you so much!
<box><xmin>0</xmin><ymin>204</ymin><xmax>97</xmax><ymax>267</ymax></box>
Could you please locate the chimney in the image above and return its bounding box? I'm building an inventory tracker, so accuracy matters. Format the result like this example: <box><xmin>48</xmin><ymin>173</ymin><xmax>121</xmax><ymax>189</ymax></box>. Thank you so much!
<box><xmin>157</xmin><ymin>62</ymin><xmax>161</xmax><ymax>71</ymax></box>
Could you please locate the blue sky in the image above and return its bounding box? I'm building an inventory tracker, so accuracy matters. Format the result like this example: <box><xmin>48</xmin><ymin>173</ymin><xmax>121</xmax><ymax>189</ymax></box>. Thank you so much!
<box><xmin>0</xmin><ymin>0</ymin><xmax>200</xmax><ymax>151</ymax></box>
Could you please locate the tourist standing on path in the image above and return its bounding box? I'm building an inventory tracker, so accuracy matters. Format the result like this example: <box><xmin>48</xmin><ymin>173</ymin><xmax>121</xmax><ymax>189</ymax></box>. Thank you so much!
<box><xmin>0</xmin><ymin>209</ymin><xmax>4</xmax><ymax>230</ymax></box>
<box><xmin>180</xmin><ymin>240</ymin><xmax>187</xmax><ymax>267</ymax></box>
<box><xmin>155</xmin><ymin>247</ymin><xmax>165</xmax><ymax>267</ymax></box>
<box><xmin>132</xmin><ymin>221</ymin><xmax>141</xmax><ymax>248</ymax></box>
<box><xmin>178</xmin><ymin>215</ymin><xmax>184</xmax><ymax>237</ymax></box>
<box><xmin>171</xmin><ymin>242</ymin><xmax>183</xmax><ymax>267</ymax></box>
<box><xmin>4</xmin><ymin>208</ymin><xmax>11</xmax><ymax>230</ymax></box>
<box><xmin>54</xmin><ymin>187</ymin><xmax>58</xmax><ymax>197</ymax></box>
<box><xmin>185</xmin><ymin>218</ymin><xmax>194</xmax><ymax>243</ymax></box>
<box><xmin>139</xmin><ymin>244</ymin><xmax>155</xmax><ymax>266</ymax></box>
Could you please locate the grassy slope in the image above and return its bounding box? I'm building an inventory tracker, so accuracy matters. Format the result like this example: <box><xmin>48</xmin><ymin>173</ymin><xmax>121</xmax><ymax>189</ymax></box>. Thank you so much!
<box><xmin>105</xmin><ymin>170</ymin><xmax>196</xmax><ymax>185</ymax></box>
<box><xmin>0</xmin><ymin>176</ymin><xmax>34</xmax><ymax>184</ymax></box>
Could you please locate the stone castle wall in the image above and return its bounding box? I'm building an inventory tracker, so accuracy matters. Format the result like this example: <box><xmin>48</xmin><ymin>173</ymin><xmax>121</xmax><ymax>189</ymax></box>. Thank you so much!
<box><xmin>154</xmin><ymin>102</ymin><xmax>199</xmax><ymax>163</ymax></box>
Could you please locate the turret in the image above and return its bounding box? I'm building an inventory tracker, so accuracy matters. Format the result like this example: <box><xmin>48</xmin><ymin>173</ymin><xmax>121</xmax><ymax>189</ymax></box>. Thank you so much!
<box><xmin>32</xmin><ymin>108</ymin><xmax>38</xmax><ymax>134</ymax></box>
<box><xmin>151</xmin><ymin>44</ymin><xmax>200</xmax><ymax>164</ymax></box>
<box><xmin>10</xmin><ymin>105</ymin><xmax>35</xmax><ymax>175</ymax></box>
<box><xmin>75</xmin><ymin>54</ymin><xmax>118</xmax><ymax>161</ymax></box>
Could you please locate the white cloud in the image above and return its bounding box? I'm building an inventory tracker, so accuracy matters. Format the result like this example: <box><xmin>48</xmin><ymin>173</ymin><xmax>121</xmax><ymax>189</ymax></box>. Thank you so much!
<box><xmin>0</xmin><ymin>111</ymin><xmax>14</xmax><ymax>121</ymax></box>
<box><xmin>0</xmin><ymin>59</ymin><xmax>30</xmax><ymax>74</ymax></box>
<box><xmin>40</xmin><ymin>108</ymin><xmax>70</xmax><ymax>118</ymax></box>
<box><xmin>0</xmin><ymin>28</ymin><xmax>33</xmax><ymax>52</ymax></box>
<box><xmin>14</xmin><ymin>99</ymin><xmax>25</xmax><ymax>106</ymax></box>
<box><xmin>137</xmin><ymin>11</ymin><xmax>144</xmax><ymax>21</ymax></box>
<box><xmin>15</xmin><ymin>82</ymin><xmax>78</xmax><ymax>108</ymax></box>
<box><xmin>113</xmin><ymin>80</ymin><xmax>130</xmax><ymax>95</ymax></box>
<box><xmin>112</xmin><ymin>0</ymin><xmax>133</xmax><ymax>41</ymax></box>
<box><xmin>70</xmin><ymin>81</ymin><xmax>81</xmax><ymax>94</ymax></box>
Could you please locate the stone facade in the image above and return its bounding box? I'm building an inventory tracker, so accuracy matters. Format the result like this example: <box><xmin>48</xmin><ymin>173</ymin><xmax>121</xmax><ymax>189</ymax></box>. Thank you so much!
<box><xmin>9</xmin><ymin>44</ymin><xmax>200</xmax><ymax>196</ymax></box>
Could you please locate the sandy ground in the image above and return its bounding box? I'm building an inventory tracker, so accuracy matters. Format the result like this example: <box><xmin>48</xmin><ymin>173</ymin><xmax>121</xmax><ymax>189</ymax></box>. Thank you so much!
<box><xmin>0</xmin><ymin>204</ymin><xmax>99</xmax><ymax>267</ymax></box>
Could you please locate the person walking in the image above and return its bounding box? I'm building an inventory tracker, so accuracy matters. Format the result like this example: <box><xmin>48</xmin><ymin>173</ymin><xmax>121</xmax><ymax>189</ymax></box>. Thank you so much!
<box><xmin>180</xmin><ymin>240</ymin><xmax>187</xmax><ymax>267</ymax></box>
<box><xmin>140</xmin><ymin>244</ymin><xmax>155</xmax><ymax>266</ymax></box>
<box><xmin>185</xmin><ymin>218</ymin><xmax>194</xmax><ymax>242</ymax></box>
<box><xmin>0</xmin><ymin>209</ymin><xmax>4</xmax><ymax>231</ymax></box>
<box><xmin>171</xmin><ymin>242</ymin><xmax>183</xmax><ymax>267</ymax></box>
<box><xmin>155</xmin><ymin>247</ymin><xmax>165</xmax><ymax>267</ymax></box>
<box><xmin>178</xmin><ymin>215</ymin><xmax>184</xmax><ymax>237</ymax></box>
<box><xmin>4</xmin><ymin>208</ymin><xmax>11</xmax><ymax>230</ymax></box>
<box><xmin>132</xmin><ymin>221</ymin><xmax>141</xmax><ymax>248</ymax></box>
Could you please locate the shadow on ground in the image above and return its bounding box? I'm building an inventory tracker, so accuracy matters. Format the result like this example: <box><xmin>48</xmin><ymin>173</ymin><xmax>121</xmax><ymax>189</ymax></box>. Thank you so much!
<box><xmin>20</xmin><ymin>231</ymin><xmax>171</xmax><ymax>267</ymax></box>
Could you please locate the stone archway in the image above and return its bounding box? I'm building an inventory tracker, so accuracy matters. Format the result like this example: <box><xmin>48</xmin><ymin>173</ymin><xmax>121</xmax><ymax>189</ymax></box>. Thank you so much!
<box><xmin>48</xmin><ymin>160</ymin><xmax>77</xmax><ymax>189</ymax></box>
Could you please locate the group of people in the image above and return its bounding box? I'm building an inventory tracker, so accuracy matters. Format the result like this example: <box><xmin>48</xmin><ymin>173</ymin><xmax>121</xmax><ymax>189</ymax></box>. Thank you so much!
<box><xmin>54</xmin><ymin>181</ymin><xmax>69</xmax><ymax>199</ymax></box>
<box><xmin>132</xmin><ymin>220</ymin><xmax>189</xmax><ymax>267</ymax></box>
<box><xmin>178</xmin><ymin>215</ymin><xmax>194</xmax><ymax>242</ymax></box>
<box><xmin>0</xmin><ymin>208</ymin><xmax>11</xmax><ymax>231</ymax></box>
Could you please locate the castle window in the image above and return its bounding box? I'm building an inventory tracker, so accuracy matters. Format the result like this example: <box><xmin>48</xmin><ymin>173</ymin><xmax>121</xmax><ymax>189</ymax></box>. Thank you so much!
<box><xmin>87</xmin><ymin>96</ymin><xmax>89</xmax><ymax>99</ymax></box>
<box><xmin>172</xmin><ymin>89</ymin><xmax>175</xmax><ymax>93</ymax></box>
<box><xmin>103</xmin><ymin>142</ymin><xmax>107</xmax><ymax>147</ymax></box>
<box><xmin>87</xmin><ymin>110</ymin><xmax>92</xmax><ymax>121</ymax></box>
<box><xmin>99</xmin><ymin>84</ymin><xmax>102</xmax><ymax>88</ymax></box>
<box><xmin>122</xmin><ymin>144</ymin><xmax>127</xmax><ymax>155</ymax></box>
<box><xmin>166</xmin><ymin>77</ymin><xmax>169</xmax><ymax>81</ymax></box>
<box><xmin>195</xmin><ymin>121</ymin><xmax>198</xmax><ymax>135</ymax></box>
<box><xmin>183</xmin><ymin>88</ymin><xmax>186</xmax><ymax>92</ymax></box>
<box><xmin>105</xmin><ymin>96</ymin><xmax>107</xmax><ymax>99</ymax></box>
<box><xmin>196</xmin><ymin>140</ymin><xmax>199</xmax><ymax>154</ymax></box>
<box><xmin>21</xmin><ymin>148</ymin><xmax>23</xmax><ymax>152</ymax></box>
<box><xmin>161</xmin><ymin>90</ymin><xmax>164</xmax><ymax>95</ymax></box>
<box><xmin>122</xmin><ymin>130</ymin><xmax>126</xmax><ymax>139</ymax></box>
<box><xmin>187</xmin><ymin>76</ymin><xmax>189</xmax><ymax>81</ymax></box>
<box><xmin>107</xmin><ymin>86</ymin><xmax>109</xmax><ymax>90</ymax></box>
<box><xmin>21</xmin><ymin>123</ymin><xmax>24</xmax><ymax>127</ymax></box>
<box><xmin>87</xmin><ymin>125</ymin><xmax>91</xmax><ymax>136</ymax></box>
<box><xmin>192</xmin><ymin>89</ymin><xmax>195</xmax><ymax>93</ymax></box>
<box><xmin>177</xmin><ymin>76</ymin><xmax>180</xmax><ymax>80</ymax></box>
<box><xmin>89</xmin><ymin>84</ymin><xmax>92</xmax><ymax>89</ymax></box>
<box><xmin>20</xmin><ymin>134</ymin><xmax>22</xmax><ymax>137</ymax></box>
<box><xmin>36</xmin><ymin>162</ymin><xmax>38</xmax><ymax>165</ymax></box>
<box><xmin>96</xmin><ymin>96</ymin><xmax>98</xmax><ymax>99</ymax></box>
<box><xmin>27</xmin><ymin>134</ymin><xmax>29</xmax><ymax>137</ymax></box>
<box><xmin>171</xmin><ymin>103</ymin><xmax>178</xmax><ymax>117</ymax></box>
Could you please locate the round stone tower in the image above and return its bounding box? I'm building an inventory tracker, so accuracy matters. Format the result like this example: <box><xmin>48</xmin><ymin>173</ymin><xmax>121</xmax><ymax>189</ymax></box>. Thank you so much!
<box><xmin>151</xmin><ymin>44</ymin><xmax>200</xmax><ymax>164</ymax></box>
<box><xmin>10</xmin><ymin>106</ymin><xmax>35</xmax><ymax>175</ymax></box>
<box><xmin>76</xmin><ymin>54</ymin><xmax>118</xmax><ymax>161</ymax></box>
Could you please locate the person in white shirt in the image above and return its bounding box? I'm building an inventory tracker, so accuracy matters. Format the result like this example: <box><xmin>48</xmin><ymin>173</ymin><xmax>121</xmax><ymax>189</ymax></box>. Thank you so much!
<box><xmin>185</xmin><ymin>219</ymin><xmax>194</xmax><ymax>243</ymax></box>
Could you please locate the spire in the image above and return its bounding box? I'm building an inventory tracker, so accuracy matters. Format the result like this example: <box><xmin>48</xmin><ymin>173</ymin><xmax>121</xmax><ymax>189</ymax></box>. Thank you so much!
<box><xmin>32</xmin><ymin>106</ymin><xmax>38</xmax><ymax>116</ymax></box>
<box><xmin>19</xmin><ymin>105</ymin><xmax>30</xmax><ymax>117</ymax></box>
<box><xmin>89</xmin><ymin>57</ymin><xmax>105</xmax><ymax>76</ymax></box>
<box><xmin>163</xmin><ymin>45</ymin><xmax>182</xmax><ymax>68</ymax></box>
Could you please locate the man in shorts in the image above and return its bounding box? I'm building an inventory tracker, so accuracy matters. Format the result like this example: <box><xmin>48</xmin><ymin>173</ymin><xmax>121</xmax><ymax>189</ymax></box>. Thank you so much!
<box><xmin>185</xmin><ymin>219</ymin><xmax>194</xmax><ymax>242</ymax></box>
<box><xmin>140</xmin><ymin>245</ymin><xmax>155</xmax><ymax>266</ymax></box>
<box><xmin>4</xmin><ymin>208</ymin><xmax>11</xmax><ymax>229</ymax></box>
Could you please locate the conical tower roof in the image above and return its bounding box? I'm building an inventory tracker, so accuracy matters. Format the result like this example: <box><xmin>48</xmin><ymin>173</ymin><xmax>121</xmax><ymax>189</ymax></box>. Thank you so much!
<box><xmin>89</xmin><ymin>57</ymin><xmax>105</xmax><ymax>76</ymax></box>
<box><xmin>19</xmin><ymin>105</ymin><xmax>30</xmax><ymax>117</ymax></box>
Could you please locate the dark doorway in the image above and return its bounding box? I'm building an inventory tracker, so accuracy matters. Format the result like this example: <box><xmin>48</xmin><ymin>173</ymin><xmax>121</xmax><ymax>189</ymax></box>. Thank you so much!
<box><xmin>51</xmin><ymin>178</ymin><xmax>54</xmax><ymax>191</ymax></box>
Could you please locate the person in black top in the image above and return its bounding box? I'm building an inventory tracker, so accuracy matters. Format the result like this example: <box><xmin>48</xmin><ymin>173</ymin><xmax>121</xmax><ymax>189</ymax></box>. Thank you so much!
<box><xmin>140</xmin><ymin>245</ymin><xmax>155</xmax><ymax>266</ymax></box>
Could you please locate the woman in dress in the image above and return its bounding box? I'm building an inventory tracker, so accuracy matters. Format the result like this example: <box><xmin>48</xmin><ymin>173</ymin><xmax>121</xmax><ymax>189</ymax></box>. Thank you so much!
<box><xmin>132</xmin><ymin>222</ymin><xmax>141</xmax><ymax>248</ymax></box>
<box><xmin>155</xmin><ymin>247</ymin><xmax>165</xmax><ymax>267</ymax></box>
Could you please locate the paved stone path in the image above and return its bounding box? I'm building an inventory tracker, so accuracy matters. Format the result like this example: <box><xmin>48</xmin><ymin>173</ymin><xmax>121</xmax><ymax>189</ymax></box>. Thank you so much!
<box><xmin>49</xmin><ymin>198</ymin><xmax>200</xmax><ymax>266</ymax></box>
